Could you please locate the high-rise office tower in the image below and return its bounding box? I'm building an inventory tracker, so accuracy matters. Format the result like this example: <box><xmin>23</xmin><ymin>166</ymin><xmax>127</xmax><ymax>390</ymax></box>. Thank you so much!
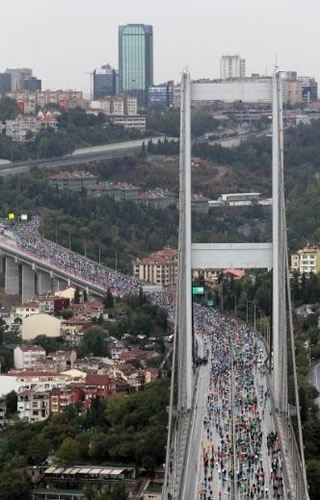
<box><xmin>0</xmin><ymin>73</ymin><xmax>12</xmax><ymax>97</ymax></box>
<box><xmin>5</xmin><ymin>68</ymin><xmax>33</xmax><ymax>91</ymax></box>
<box><xmin>119</xmin><ymin>24</ymin><xmax>153</xmax><ymax>107</ymax></box>
<box><xmin>220</xmin><ymin>55</ymin><xmax>246</xmax><ymax>80</ymax></box>
<box><xmin>23</xmin><ymin>76</ymin><xmax>42</xmax><ymax>92</ymax></box>
<box><xmin>93</xmin><ymin>64</ymin><xmax>117</xmax><ymax>99</ymax></box>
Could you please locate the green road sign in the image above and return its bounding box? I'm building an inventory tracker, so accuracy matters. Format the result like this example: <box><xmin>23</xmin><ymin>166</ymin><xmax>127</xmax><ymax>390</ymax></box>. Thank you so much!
<box><xmin>207</xmin><ymin>300</ymin><xmax>214</xmax><ymax>306</ymax></box>
<box><xmin>192</xmin><ymin>286</ymin><xmax>205</xmax><ymax>295</ymax></box>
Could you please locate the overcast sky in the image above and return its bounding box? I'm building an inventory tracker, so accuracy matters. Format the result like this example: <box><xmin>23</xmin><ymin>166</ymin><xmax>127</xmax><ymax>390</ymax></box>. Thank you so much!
<box><xmin>1</xmin><ymin>0</ymin><xmax>319</xmax><ymax>94</ymax></box>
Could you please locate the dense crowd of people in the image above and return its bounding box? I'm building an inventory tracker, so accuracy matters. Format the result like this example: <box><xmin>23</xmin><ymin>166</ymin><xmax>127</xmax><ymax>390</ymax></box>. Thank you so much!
<box><xmin>196</xmin><ymin>312</ymin><xmax>287</xmax><ymax>499</ymax></box>
<box><xmin>3</xmin><ymin>217</ymin><xmax>289</xmax><ymax>497</ymax></box>
<box><xmin>15</xmin><ymin>217</ymin><xmax>138</xmax><ymax>297</ymax></box>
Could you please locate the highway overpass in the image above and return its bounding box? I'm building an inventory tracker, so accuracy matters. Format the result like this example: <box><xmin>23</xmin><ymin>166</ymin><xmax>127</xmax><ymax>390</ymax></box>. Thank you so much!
<box><xmin>0</xmin><ymin>236</ymin><xmax>114</xmax><ymax>302</ymax></box>
<box><xmin>0</xmin><ymin>137</ymin><xmax>176</xmax><ymax>177</ymax></box>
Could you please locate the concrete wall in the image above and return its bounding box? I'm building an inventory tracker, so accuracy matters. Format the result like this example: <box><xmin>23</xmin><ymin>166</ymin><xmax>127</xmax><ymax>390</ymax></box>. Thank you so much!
<box><xmin>22</xmin><ymin>314</ymin><xmax>62</xmax><ymax>341</ymax></box>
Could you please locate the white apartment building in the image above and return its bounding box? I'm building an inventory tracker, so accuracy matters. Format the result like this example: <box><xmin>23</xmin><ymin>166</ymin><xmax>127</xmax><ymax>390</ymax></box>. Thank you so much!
<box><xmin>17</xmin><ymin>390</ymin><xmax>49</xmax><ymax>422</ymax></box>
<box><xmin>0</xmin><ymin>371</ymin><xmax>67</xmax><ymax>394</ymax></box>
<box><xmin>89</xmin><ymin>95</ymin><xmax>138</xmax><ymax>116</ymax></box>
<box><xmin>15</xmin><ymin>302</ymin><xmax>40</xmax><ymax>320</ymax></box>
<box><xmin>220</xmin><ymin>55</ymin><xmax>246</xmax><ymax>80</ymax></box>
<box><xmin>125</xmin><ymin>96</ymin><xmax>138</xmax><ymax>115</ymax></box>
<box><xmin>291</xmin><ymin>247</ymin><xmax>320</xmax><ymax>274</ymax></box>
<box><xmin>14</xmin><ymin>345</ymin><xmax>46</xmax><ymax>370</ymax></box>
<box><xmin>110</xmin><ymin>115</ymin><xmax>146</xmax><ymax>132</ymax></box>
<box><xmin>5</xmin><ymin>116</ymin><xmax>42</xmax><ymax>142</ymax></box>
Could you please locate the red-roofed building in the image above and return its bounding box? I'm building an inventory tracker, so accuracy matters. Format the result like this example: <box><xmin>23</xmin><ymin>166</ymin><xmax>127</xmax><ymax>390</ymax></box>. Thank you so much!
<box><xmin>48</xmin><ymin>171</ymin><xmax>98</xmax><ymax>192</ymax></box>
<box><xmin>84</xmin><ymin>374</ymin><xmax>113</xmax><ymax>409</ymax></box>
<box><xmin>49</xmin><ymin>386</ymin><xmax>84</xmax><ymax>415</ymax></box>
<box><xmin>133</xmin><ymin>247</ymin><xmax>178</xmax><ymax>286</ymax></box>
<box><xmin>222</xmin><ymin>268</ymin><xmax>245</xmax><ymax>280</ymax></box>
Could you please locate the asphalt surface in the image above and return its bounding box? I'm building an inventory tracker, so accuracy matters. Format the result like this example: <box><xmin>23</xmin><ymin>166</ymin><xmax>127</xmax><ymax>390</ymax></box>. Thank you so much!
<box><xmin>0</xmin><ymin>137</ymin><xmax>172</xmax><ymax>176</ymax></box>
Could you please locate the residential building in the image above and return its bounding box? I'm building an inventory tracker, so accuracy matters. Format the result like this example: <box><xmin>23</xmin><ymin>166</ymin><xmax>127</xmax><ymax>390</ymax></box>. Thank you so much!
<box><xmin>17</xmin><ymin>390</ymin><xmax>49</xmax><ymax>422</ymax></box>
<box><xmin>49</xmin><ymin>386</ymin><xmax>84</xmax><ymax>415</ymax></box>
<box><xmin>48</xmin><ymin>171</ymin><xmax>98</xmax><ymax>192</ymax></box>
<box><xmin>119</xmin><ymin>24</ymin><xmax>153</xmax><ymax>106</ymax></box>
<box><xmin>220</xmin><ymin>55</ymin><xmax>246</xmax><ymax>80</ymax></box>
<box><xmin>89</xmin><ymin>95</ymin><xmax>138</xmax><ymax>116</ymax></box>
<box><xmin>287</xmin><ymin>79</ymin><xmax>303</xmax><ymax>105</ymax></box>
<box><xmin>15</xmin><ymin>302</ymin><xmax>40</xmax><ymax>320</ymax></box>
<box><xmin>5</xmin><ymin>113</ymin><xmax>58</xmax><ymax>142</ymax></box>
<box><xmin>0</xmin><ymin>73</ymin><xmax>11</xmax><ymax>97</ymax></box>
<box><xmin>135</xmin><ymin>188</ymin><xmax>177</xmax><ymax>210</ymax></box>
<box><xmin>60</xmin><ymin>319</ymin><xmax>93</xmax><ymax>344</ymax></box>
<box><xmin>23</xmin><ymin>77</ymin><xmax>42</xmax><ymax>92</ymax></box>
<box><xmin>110</xmin><ymin>114</ymin><xmax>146</xmax><ymax>132</ymax></box>
<box><xmin>87</xmin><ymin>181</ymin><xmax>140</xmax><ymax>201</ymax></box>
<box><xmin>5</xmin><ymin>68</ymin><xmax>32</xmax><ymax>91</ymax></box>
<box><xmin>83</xmin><ymin>374</ymin><xmax>113</xmax><ymax>409</ymax></box>
<box><xmin>14</xmin><ymin>345</ymin><xmax>46</xmax><ymax>370</ymax></box>
<box><xmin>38</xmin><ymin>296</ymin><xmax>70</xmax><ymax>314</ymax></box>
<box><xmin>93</xmin><ymin>64</ymin><xmax>117</xmax><ymax>99</ymax></box>
<box><xmin>291</xmin><ymin>247</ymin><xmax>320</xmax><ymax>274</ymax></box>
<box><xmin>5</xmin><ymin>116</ymin><xmax>42</xmax><ymax>142</ymax></box>
<box><xmin>133</xmin><ymin>248</ymin><xmax>178</xmax><ymax>286</ymax></box>
<box><xmin>299</xmin><ymin>76</ymin><xmax>318</xmax><ymax>102</ymax></box>
<box><xmin>7</xmin><ymin>89</ymin><xmax>84</xmax><ymax>112</ymax></box>
<box><xmin>148</xmin><ymin>81</ymin><xmax>174</xmax><ymax>109</ymax></box>
<box><xmin>5</xmin><ymin>371</ymin><xmax>67</xmax><ymax>393</ymax></box>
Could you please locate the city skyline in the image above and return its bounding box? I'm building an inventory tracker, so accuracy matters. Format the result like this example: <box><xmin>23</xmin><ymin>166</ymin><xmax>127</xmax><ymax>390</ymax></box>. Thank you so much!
<box><xmin>1</xmin><ymin>0</ymin><xmax>319</xmax><ymax>95</ymax></box>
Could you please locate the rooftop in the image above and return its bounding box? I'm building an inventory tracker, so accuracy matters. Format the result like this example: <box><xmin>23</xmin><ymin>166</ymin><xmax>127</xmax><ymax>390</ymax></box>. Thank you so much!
<box><xmin>49</xmin><ymin>171</ymin><xmax>97</xmax><ymax>181</ymax></box>
<box><xmin>15</xmin><ymin>345</ymin><xmax>46</xmax><ymax>353</ymax></box>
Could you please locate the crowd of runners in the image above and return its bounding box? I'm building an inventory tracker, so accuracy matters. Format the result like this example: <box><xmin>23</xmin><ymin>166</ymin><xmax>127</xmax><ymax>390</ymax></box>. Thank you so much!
<box><xmin>2</xmin><ymin>218</ymin><xmax>290</xmax><ymax>498</ymax></box>
<box><xmin>15</xmin><ymin>216</ymin><xmax>138</xmax><ymax>297</ymax></box>
<box><xmin>196</xmin><ymin>311</ymin><xmax>287</xmax><ymax>499</ymax></box>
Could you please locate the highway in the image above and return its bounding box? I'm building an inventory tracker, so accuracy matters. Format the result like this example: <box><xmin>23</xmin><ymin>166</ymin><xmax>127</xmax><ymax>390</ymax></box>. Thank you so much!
<box><xmin>0</xmin><ymin>136</ymin><xmax>174</xmax><ymax>176</ymax></box>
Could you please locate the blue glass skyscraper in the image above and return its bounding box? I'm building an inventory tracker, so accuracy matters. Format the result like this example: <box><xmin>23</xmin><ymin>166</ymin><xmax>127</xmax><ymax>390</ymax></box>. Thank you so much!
<box><xmin>119</xmin><ymin>24</ymin><xmax>153</xmax><ymax>107</ymax></box>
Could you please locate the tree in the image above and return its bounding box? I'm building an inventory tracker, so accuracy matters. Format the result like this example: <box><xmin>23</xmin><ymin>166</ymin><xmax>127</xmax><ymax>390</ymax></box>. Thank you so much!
<box><xmin>5</xmin><ymin>391</ymin><xmax>17</xmax><ymax>417</ymax></box>
<box><xmin>73</xmin><ymin>287</ymin><xmax>80</xmax><ymax>304</ymax></box>
<box><xmin>77</xmin><ymin>327</ymin><xmax>110</xmax><ymax>357</ymax></box>
<box><xmin>0</xmin><ymin>467</ymin><xmax>31</xmax><ymax>500</ymax></box>
<box><xmin>103</xmin><ymin>288</ymin><xmax>114</xmax><ymax>309</ymax></box>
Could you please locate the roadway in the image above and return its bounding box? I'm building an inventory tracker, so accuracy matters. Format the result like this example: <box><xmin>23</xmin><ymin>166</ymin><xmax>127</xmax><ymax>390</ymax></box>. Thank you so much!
<box><xmin>182</xmin><ymin>315</ymin><xmax>288</xmax><ymax>500</ymax></box>
<box><xmin>0</xmin><ymin>136</ymin><xmax>174</xmax><ymax>176</ymax></box>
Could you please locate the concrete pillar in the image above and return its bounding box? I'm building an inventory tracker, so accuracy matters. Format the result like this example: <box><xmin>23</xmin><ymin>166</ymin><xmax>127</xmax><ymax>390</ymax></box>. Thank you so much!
<box><xmin>38</xmin><ymin>271</ymin><xmax>52</xmax><ymax>295</ymax></box>
<box><xmin>52</xmin><ymin>278</ymin><xmax>68</xmax><ymax>293</ymax></box>
<box><xmin>22</xmin><ymin>265</ymin><xmax>36</xmax><ymax>303</ymax></box>
<box><xmin>5</xmin><ymin>257</ymin><xmax>19</xmax><ymax>295</ymax></box>
<box><xmin>0</xmin><ymin>255</ymin><xmax>4</xmax><ymax>285</ymax></box>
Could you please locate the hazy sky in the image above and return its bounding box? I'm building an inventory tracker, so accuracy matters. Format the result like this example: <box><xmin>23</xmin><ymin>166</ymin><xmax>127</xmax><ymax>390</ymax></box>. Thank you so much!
<box><xmin>1</xmin><ymin>0</ymin><xmax>319</xmax><ymax>94</ymax></box>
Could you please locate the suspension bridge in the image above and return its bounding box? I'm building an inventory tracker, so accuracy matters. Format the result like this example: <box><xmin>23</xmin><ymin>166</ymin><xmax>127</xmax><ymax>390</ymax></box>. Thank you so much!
<box><xmin>162</xmin><ymin>70</ymin><xmax>309</xmax><ymax>500</ymax></box>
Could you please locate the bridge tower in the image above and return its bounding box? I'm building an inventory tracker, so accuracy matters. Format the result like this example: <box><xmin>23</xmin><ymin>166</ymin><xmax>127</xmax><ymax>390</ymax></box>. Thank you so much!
<box><xmin>163</xmin><ymin>70</ymin><xmax>309</xmax><ymax>499</ymax></box>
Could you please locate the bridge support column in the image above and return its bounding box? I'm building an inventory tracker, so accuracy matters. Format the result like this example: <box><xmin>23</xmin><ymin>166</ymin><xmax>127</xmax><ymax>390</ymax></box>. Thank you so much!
<box><xmin>22</xmin><ymin>265</ymin><xmax>36</xmax><ymax>303</ymax></box>
<box><xmin>0</xmin><ymin>255</ymin><xmax>4</xmax><ymax>285</ymax></box>
<box><xmin>52</xmin><ymin>278</ymin><xmax>68</xmax><ymax>293</ymax></box>
<box><xmin>38</xmin><ymin>271</ymin><xmax>52</xmax><ymax>295</ymax></box>
<box><xmin>5</xmin><ymin>257</ymin><xmax>19</xmax><ymax>295</ymax></box>
<box><xmin>272</xmin><ymin>71</ymin><xmax>287</xmax><ymax>412</ymax></box>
